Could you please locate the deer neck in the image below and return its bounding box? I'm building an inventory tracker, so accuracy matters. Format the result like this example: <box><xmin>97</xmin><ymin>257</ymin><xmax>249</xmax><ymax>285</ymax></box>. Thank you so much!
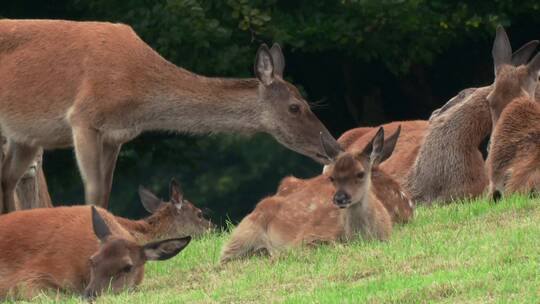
<box><xmin>114</xmin><ymin>217</ymin><xmax>152</xmax><ymax>242</ymax></box>
<box><xmin>342</xmin><ymin>184</ymin><xmax>375</xmax><ymax>240</ymax></box>
<box><xmin>140</xmin><ymin>68</ymin><xmax>265</xmax><ymax>135</ymax></box>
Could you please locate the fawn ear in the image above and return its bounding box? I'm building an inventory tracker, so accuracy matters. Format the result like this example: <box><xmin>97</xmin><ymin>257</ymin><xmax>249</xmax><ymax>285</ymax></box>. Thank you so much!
<box><xmin>254</xmin><ymin>44</ymin><xmax>275</xmax><ymax>86</ymax></box>
<box><xmin>269</xmin><ymin>43</ymin><xmax>285</xmax><ymax>78</ymax></box>
<box><xmin>91</xmin><ymin>206</ymin><xmax>111</xmax><ymax>243</ymax></box>
<box><xmin>511</xmin><ymin>40</ymin><xmax>539</xmax><ymax>66</ymax></box>
<box><xmin>169</xmin><ymin>178</ymin><xmax>184</xmax><ymax>208</ymax></box>
<box><xmin>320</xmin><ymin>132</ymin><xmax>343</xmax><ymax>162</ymax></box>
<box><xmin>143</xmin><ymin>236</ymin><xmax>192</xmax><ymax>261</ymax></box>
<box><xmin>358</xmin><ymin>127</ymin><xmax>384</xmax><ymax>168</ymax></box>
<box><xmin>526</xmin><ymin>52</ymin><xmax>540</xmax><ymax>79</ymax></box>
<box><xmin>379</xmin><ymin>125</ymin><xmax>401</xmax><ymax>164</ymax></box>
<box><xmin>492</xmin><ymin>25</ymin><xmax>512</xmax><ymax>76</ymax></box>
<box><xmin>138</xmin><ymin>185</ymin><xmax>162</xmax><ymax>214</ymax></box>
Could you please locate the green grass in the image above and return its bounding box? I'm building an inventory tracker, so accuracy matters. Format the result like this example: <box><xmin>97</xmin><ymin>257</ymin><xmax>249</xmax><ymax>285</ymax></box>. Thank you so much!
<box><xmin>11</xmin><ymin>195</ymin><xmax>540</xmax><ymax>303</ymax></box>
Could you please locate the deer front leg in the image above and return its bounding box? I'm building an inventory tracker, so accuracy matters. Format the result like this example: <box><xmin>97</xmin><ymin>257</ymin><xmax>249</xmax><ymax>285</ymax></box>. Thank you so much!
<box><xmin>101</xmin><ymin>141</ymin><xmax>122</xmax><ymax>209</ymax></box>
<box><xmin>1</xmin><ymin>141</ymin><xmax>39</xmax><ymax>213</ymax></box>
<box><xmin>73</xmin><ymin>126</ymin><xmax>105</xmax><ymax>206</ymax></box>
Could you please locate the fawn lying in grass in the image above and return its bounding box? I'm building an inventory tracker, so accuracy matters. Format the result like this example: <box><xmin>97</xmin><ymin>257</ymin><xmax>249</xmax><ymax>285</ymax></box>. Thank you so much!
<box><xmin>220</xmin><ymin>127</ymin><xmax>402</xmax><ymax>263</ymax></box>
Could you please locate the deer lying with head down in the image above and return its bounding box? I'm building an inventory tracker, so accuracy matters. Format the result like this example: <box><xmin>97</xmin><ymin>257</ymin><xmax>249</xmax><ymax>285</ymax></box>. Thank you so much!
<box><xmin>485</xmin><ymin>26</ymin><xmax>540</xmax><ymax>200</ymax></box>
<box><xmin>0</xmin><ymin>19</ymin><xmax>339</xmax><ymax>213</ymax></box>
<box><xmin>405</xmin><ymin>36</ymin><xmax>540</xmax><ymax>204</ymax></box>
<box><xmin>0</xmin><ymin>206</ymin><xmax>191</xmax><ymax>300</ymax></box>
<box><xmin>220</xmin><ymin>127</ymin><xmax>400</xmax><ymax>263</ymax></box>
<box><xmin>115</xmin><ymin>179</ymin><xmax>214</xmax><ymax>242</ymax></box>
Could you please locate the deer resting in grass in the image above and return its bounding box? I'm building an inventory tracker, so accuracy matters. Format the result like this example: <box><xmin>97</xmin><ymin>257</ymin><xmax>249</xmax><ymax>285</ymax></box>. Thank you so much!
<box><xmin>0</xmin><ymin>206</ymin><xmax>191</xmax><ymax>300</ymax></box>
<box><xmin>405</xmin><ymin>36</ymin><xmax>540</xmax><ymax>204</ymax></box>
<box><xmin>0</xmin><ymin>19</ymin><xmax>339</xmax><ymax>213</ymax></box>
<box><xmin>117</xmin><ymin>178</ymin><xmax>214</xmax><ymax>242</ymax></box>
<box><xmin>220</xmin><ymin>127</ymin><xmax>400</xmax><ymax>263</ymax></box>
<box><xmin>486</xmin><ymin>26</ymin><xmax>540</xmax><ymax>200</ymax></box>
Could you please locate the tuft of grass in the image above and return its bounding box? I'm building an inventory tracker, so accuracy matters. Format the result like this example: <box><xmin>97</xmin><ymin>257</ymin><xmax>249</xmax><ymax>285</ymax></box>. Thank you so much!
<box><xmin>11</xmin><ymin>195</ymin><xmax>540</xmax><ymax>303</ymax></box>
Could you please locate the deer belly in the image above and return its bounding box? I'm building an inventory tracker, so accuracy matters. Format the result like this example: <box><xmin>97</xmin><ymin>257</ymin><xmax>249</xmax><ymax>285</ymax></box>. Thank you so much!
<box><xmin>1</xmin><ymin>119</ymin><xmax>73</xmax><ymax>148</ymax></box>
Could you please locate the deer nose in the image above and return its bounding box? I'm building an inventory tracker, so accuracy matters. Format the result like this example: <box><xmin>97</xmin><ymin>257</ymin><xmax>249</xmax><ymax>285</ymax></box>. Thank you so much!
<box><xmin>333</xmin><ymin>191</ymin><xmax>351</xmax><ymax>208</ymax></box>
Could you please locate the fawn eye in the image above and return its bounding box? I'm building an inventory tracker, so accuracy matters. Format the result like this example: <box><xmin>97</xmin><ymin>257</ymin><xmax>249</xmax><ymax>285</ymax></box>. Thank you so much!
<box><xmin>328</xmin><ymin>176</ymin><xmax>335</xmax><ymax>182</ymax></box>
<box><xmin>289</xmin><ymin>104</ymin><xmax>300</xmax><ymax>114</ymax></box>
<box><xmin>356</xmin><ymin>172</ymin><xmax>364</xmax><ymax>179</ymax></box>
<box><xmin>121</xmin><ymin>265</ymin><xmax>133</xmax><ymax>273</ymax></box>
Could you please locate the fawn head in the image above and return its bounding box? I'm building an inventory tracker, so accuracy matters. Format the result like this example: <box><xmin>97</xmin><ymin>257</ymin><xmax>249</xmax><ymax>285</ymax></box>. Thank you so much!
<box><xmin>138</xmin><ymin>178</ymin><xmax>215</xmax><ymax>238</ymax></box>
<box><xmin>322</xmin><ymin>126</ymin><xmax>401</xmax><ymax>208</ymax></box>
<box><xmin>85</xmin><ymin>206</ymin><xmax>191</xmax><ymax>299</ymax></box>
<box><xmin>254</xmin><ymin>43</ymin><xmax>340</xmax><ymax>164</ymax></box>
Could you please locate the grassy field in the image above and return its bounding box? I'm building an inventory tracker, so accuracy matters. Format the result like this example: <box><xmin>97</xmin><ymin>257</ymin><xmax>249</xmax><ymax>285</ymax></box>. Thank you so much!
<box><xmin>12</xmin><ymin>195</ymin><xmax>540</xmax><ymax>303</ymax></box>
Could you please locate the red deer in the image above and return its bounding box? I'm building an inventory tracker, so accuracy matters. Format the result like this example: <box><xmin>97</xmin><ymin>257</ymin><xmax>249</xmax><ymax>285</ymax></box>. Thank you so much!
<box><xmin>15</xmin><ymin>149</ymin><xmax>53</xmax><ymax>210</ymax></box>
<box><xmin>115</xmin><ymin>179</ymin><xmax>215</xmax><ymax>242</ymax></box>
<box><xmin>485</xmin><ymin>26</ymin><xmax>540</xmax><ymax>200</ymax></box>
<box><xmin>0</xmin><ymin>206</ymin><xmax>190</xmax><ymax>299</ymax></box>
<box><xmin>220</xmin><ymin>127</ymin><xmax>402</xmax><ymax>263</ymax></box>
<box><xmin>0</xmin><ymin>19</ymin><xmax>339</xmax><ymax>213</ymax></box>
<box><xmin>405</xmin><ymin>37</ymin><xmax>540</xmax><ymax>204</ymax></box>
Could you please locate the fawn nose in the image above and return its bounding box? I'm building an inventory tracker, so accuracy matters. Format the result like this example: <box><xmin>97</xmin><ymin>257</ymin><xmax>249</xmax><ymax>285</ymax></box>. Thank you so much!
<box><xmin>333</xmin><ymin>191</ymin><xmax>351</xmax><ymax>208</ymax></box>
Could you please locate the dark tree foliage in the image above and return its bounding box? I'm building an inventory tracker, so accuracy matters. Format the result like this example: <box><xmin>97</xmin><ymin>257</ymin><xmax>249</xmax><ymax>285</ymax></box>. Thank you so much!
<box><xmin>1</xmin><ymin>1</ymin><xmax>539</xmax><ymax>223</ymax></box>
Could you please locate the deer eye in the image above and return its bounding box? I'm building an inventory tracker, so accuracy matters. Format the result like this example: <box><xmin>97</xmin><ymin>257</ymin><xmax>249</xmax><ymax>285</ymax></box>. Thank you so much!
<box><xmin>121</xmin><ymin>265</ymin><xmax>133</xmax><ymax>273</ymax></box>
<box><xmin>289</xmin><ymin>104</ymin><xmax>300</xmax><ymax>114</ymax></box>
<box><xmin>356</xmin><ymin>172</ymin><xmax>364</xmax><ymax>179</ymax></box>
<box><xmin>328</xmin><ymin>176</ymin><xmax>335</xmax><ymax>182</ymax></box>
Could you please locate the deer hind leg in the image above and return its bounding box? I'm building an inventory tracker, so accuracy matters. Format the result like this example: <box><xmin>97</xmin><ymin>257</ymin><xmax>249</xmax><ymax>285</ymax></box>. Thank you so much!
<box><xmin>101</xmin><ymin>142</ymin><xmax>122</xmax><ymax>209</ymax></box>
<box><xmin>220</xmin><ymin>218</ymin><xmax>267</xmax><ymax>264</ymax></box>
<box><xmin>1</xmin><ymin>141</ymin><xmax>39</xmax><ymax>213</ymax></box>
<box><xmin>73</xmin><ymin>126</ymin><xmax>105</xmax><ymax>206</ymax></box>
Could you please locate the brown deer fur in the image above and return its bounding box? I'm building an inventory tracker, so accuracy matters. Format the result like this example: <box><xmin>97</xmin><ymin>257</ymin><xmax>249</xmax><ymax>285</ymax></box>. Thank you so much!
<box><xmin>0</xmin><ymin>19</ymin><xmax>339</xmax><ymax>212</ymax></box>
<box><xmin>485</xmin><ymin>27</ymin><xmax>540</xmax><ymax>199</ymax></box>
<box><xmin>0</xmin><ymin>206</ymin><xmax>190</xmax><ymax>299</ymax></box>
<box><xmin>220</xmin><ymin>128</ymin><xmax>400</xmax><ymax>263</ymax></box>
<box><xmin>405</xmin><ymin>34</ymin><xmax>540</xmax><ymax>204</ymax></box>
<box><xmin>114</xmin><ymin>179</ymin><xmax>214</xmax><ymax>242</ymax></box>
<box><xmin>15</xmin><ymin>149</ymin><xmax>53</xmax><ymax>209</ymax></box>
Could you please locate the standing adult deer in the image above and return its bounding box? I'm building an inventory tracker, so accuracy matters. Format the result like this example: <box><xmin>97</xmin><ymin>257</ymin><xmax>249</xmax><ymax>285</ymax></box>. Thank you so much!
<box><xmin>485</xmin><ymin>26</ymin><xmax>540</xmax><ymax>200</ymax></box>
<box><xmin>405</xmin><ymin>37</ymin><xmax>540</xmax><ymax>204</ymax></box>
<box><xmin>220</xmin><ymin>127</ymin><xmax>401</xmax><ymax>263</ymax></box>
<box><xmin>15</xmin><ymin>149</ymin><xmax>53</xmax><ymax>210</ymax></box>
<box><xmin>0</xmin><ymin>19</ymin><xmax>339</xmax><ymax>213</ymax></box>
<box><xmin>0</xmin><ymin>206</ymin><xmax>191</xmax><ymax>299</ymax></box>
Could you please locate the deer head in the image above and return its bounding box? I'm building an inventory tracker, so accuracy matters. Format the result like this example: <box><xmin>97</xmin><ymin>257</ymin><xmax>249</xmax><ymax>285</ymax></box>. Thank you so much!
<box><xmin>488</xmin><ymin>26</ymin><xmax>540</xmax><ymax>125</ymax></box>
<box><xmin>254</xmin><ymin>43</ymin><xmax>340</xmax><ymax>164</ymax></box>
<box><xmin>323</xmin><ymin>126</ymin><xmax>400</xmax><ymax>208</ymax></box>
<box><xmin>138</xmin><ymin>178</ymin><xmax>215</xmax><ymax>237</ymax></box>
<box><xmin>84</xmin><ymin>207</ymin><xmax>191</xmax><ymax>299</ymax></box>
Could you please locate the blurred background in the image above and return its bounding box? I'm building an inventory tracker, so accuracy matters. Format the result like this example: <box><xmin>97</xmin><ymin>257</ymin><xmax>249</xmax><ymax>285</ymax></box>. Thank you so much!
<box><xmin>2</xmin><ymin>0</ymin><xmax>539</xmax><ymax>224</ymax></box>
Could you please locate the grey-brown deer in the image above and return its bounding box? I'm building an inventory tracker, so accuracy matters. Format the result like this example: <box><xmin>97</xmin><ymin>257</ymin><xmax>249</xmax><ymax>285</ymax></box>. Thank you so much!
<box><xmin>220</xmin><ymin>127</ymin><xmax>398</xmax><ymax>263</ymax></box>
<box><xmin>485</xmin><ymin>26</ymin><xmax>540</xmax><ymax>200</ymax></box>
<box><xmin>405</xmin><ymin>36</ymin><xmax>540</xmax><ymax>204</ymax></box>
<box><xmin>0</xmin><ymin>19</ymin><xmax>339</xmax><ymax>213</ymax></box>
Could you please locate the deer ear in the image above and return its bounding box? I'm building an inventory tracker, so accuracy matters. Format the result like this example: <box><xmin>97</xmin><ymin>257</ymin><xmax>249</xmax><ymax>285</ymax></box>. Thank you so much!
<box><xmin>511</xmin><ymin>40</ymin><xmax>539</xmax><ymax>66</ymax></box>
<box><xmin>169</xmin><ymin>178</ymin><xmax>184</xmax><ymax>207</ymax></box>
<box><xmin>526</xmin><ymin>52</ymin><xmax>540</xmax><ymax>79</ymax></box>
<box><xmin>269</xmin><ymin>43</ymin><xmax>285</xmax><ymax>78</ymax></box>
<box><xmin>320</xmin><ymin>132</ymin><xmax>343</xmax><ymax>162</ymax></box>
<box><xmin>254</xmin><ymin>44</ymin><xmax>275</xmax><ymax>86</ymax></box>
<box><xmin>358</xmin><ymin>127</ymin><xmax>384</xmax><ymax>167</ymax></box>
<box><xmin>143</xmin><ymin>236</ymin><xmax>192</xmax><ymax>261</ymax></box>
<box><xmin>379</xmin><ymin>125</ymin><xmax>401</xmax><ymax>163</ymax></box>
<box><xmin>91</xmin><ymin>206</ymin><xmax>111</xmax><ymax>243</ymax></box>
<box><xmin>492</xmin><ymin>25</ymin><xmax>512</xmax><ymax>76</ymax></box>
<box><xmin>138</xmin><ymin>185</ymin><xmax>162</xmax><ymax>214</ymax></box>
